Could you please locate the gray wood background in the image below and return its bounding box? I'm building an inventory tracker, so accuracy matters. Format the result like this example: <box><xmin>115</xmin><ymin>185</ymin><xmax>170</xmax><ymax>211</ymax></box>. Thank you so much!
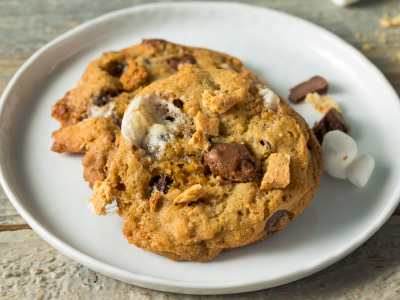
<box><xmin>1</xmin><ymin>0</ymin><xmax>400</xmax><ymax>298</ymax></box>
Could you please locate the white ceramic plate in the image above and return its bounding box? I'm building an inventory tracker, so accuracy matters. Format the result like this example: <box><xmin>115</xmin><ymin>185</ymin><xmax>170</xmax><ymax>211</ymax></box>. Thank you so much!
<box><xmin>1</xmin><ymin>2</ymin><xmax>400</xmax><ymax>295</ymax></box>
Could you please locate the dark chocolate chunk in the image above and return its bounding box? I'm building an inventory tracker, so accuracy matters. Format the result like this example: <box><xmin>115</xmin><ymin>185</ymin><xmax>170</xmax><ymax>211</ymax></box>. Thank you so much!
<box><xmin>312</xmin><ymin>108</ymin><xmax>351</xmax><ymax>144</ymax></box>
<box><xmin>103</xmin><ymin>61</ymin><xmax>127</xmax><ymax>78</ymax></box>
<box><xmin>150</xmin><ymin>176</ymin><xmax>172</xmax><ymax>194</ymax></box>
<box><xmin>289</xmin><ymin>76</ymin><xmax>329</xmax><ymax>103</ymax></box>
<box><xmin>93</xmin><ymin>91</ymin><xmax>116</xmax><ymax>106</ymax></box>
<box><xmin>264</xmin><ymin>210</ymin><xmax>287</xmax><ymax>234</ymax></box>
<box><xmin>165</xmin><ymin>54</ymin><xmax>197</xmax><ymax>70</ymax></box>
<box><xmin>204</xmin><ymin>143</ymin><xmax>258</xmax><ymax>183</ymax></box>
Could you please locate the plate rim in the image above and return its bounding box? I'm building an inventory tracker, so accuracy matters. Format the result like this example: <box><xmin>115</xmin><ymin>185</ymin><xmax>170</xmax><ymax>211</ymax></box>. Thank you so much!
<box><xmin>1</xmin><ymin>1</ymin><xmax>400</xmax><ymax>295</ymax></box>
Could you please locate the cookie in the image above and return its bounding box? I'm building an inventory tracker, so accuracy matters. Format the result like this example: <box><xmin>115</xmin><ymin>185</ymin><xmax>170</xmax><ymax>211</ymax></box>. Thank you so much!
<box><xmin>51</xmin><ymin>39</ymin><xmax>265</xmax><ymax>187</ymax></box>
<box><xmin>90</xmin><ymin>67</ymin><xmax>323</xmax><ymax>262</ymax></box>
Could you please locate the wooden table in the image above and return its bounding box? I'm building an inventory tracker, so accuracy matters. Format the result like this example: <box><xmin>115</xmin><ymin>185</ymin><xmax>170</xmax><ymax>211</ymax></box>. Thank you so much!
<box><xmin>1</xmin><ymin>0</ymin><xmax>399</xmax><ymax>298</ymax></box>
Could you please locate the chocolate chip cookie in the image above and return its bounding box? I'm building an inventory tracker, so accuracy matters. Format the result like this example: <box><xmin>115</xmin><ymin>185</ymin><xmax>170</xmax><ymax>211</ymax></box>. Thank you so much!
<box><xmin>90</xmin><ymin>67</ymin><xmax>323</xmax><ymax>262</ymax></box>
<box><xmin>51</xmin><ymin>39</ymin><xmax>264</xmax><ymax>188</ymax></box>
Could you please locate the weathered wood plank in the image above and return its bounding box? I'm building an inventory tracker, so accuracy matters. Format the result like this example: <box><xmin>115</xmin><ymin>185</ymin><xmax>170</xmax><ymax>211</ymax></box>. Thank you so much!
<box><xmin>0</xmin><ymin>185</ymin><xmax>26</xmax><ymax>226</ymax></box>
<box><xmin>0</xmin><ymin>216</ymin><xmax>399</xmax><ymax>299</ymax></box>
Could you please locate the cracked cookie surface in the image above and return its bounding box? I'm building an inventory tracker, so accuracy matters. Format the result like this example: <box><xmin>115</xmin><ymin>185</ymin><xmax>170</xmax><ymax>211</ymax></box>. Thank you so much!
<box><xmin>90</xmin><ymin>68</ymin><xmax>323</xmax><ymax>262</ymax></box>
<box><xmin>51</xmin><ymin>39</ymin><xmax>264</xmax><ymax>187</ymax></box>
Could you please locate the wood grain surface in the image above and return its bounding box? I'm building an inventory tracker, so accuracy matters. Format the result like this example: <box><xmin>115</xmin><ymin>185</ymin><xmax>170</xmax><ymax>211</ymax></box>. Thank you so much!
<box><xmin>0</xmin><ymin>0</ymin><xmax>400</xmax><ymax>298</ymax></box>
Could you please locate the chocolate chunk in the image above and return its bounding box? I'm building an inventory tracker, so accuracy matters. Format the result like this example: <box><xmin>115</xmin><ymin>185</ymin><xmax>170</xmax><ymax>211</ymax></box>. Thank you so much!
<box><xmin>165</xmin><ymin>54</ymin><xmax>197</xmax><ymax>70</ymax></box>
<box><xmin>103</xmin><ymin>61</ymin><xmax>127</xmax><ymax>78</ymax></box>
<box><xmin>289</xmin><ymin>76</ymin><xmax>329</xmax><ymax>103</ymax></box>
<box><xmin>312</xmin><ymin>108</ymin><xmax>351</xmax><ymax>144</ymax></box>
<box><xmin>150</xmin><ymin>176</ymin><xmax>172</xmax><ymax>194</ymax></box>
<box><xmin>204</xmin><ymin>143</ymin><xmax>257</xmax><ymax>183</ymax></box>
<box><xmin>264</xmin><ymin>210</ymin><xmax>287</xmax><ymax>234</ymax></box>
<box><xmin>93</xmin><ymin>91</ymin><xmax>116</xmax><ymax>106</ymax></box>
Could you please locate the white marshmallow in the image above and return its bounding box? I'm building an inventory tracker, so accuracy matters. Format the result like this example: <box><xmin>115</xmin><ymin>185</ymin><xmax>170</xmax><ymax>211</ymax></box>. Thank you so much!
<box><xmin>121</xmin><ymin>93</ymin><xmax>185</xmax><ymax>153</ymax></box>
<box><xmin>322</xmin><ymin>130</ymin><xmax>357</xmax><ymax>179</ymax></box>
<box><xmin>331</xmin><ymin>0</ymin><xmax>361</xmax><ymax>7</ymax></box>
<box><xmin>346</xmin><ymin>154</ymin><xmax>375</xmax><ymax>187</ymax></box>
<box><xmin>258</xmin><ymin>86</ymin><xmax>280</xmax><ymax>112</ymax></box>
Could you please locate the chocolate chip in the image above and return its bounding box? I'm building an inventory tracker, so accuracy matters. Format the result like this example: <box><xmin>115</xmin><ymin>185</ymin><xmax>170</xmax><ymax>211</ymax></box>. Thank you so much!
<box><xmin>312</xmin><ymin>108</ymin><xmax>351</xmax><ymax>144</ymax></box>
<box><xmin>103</xmin><ymin>61</ymin><xmax>127</xmax><ymax>78</ymax></box>
<box><xmin>165</xmin><ymin>54</ymin><xmax>197</xmax><ymax>70</ymax></box>
<box><xmin>264</xmin><ymin>210</ymin><xmax>287</xmax><ymax>234</ymax></box>
<box><xmin>150</xmin><ymin>176</ymin><xmax>172</xmax><ymax>194</ymax></box>
<box><xmin>204</xmin><ymin>143</ymin><xmax>258</xmax><ymax>183</ymax></box>
<box><xmin>173</xmin><ymin>99</ymin><xmax>184</xmax><ymax>109</ymax></box>
<box><xmin>260</xmin><ymin>140</ymin><xmax>272</xmax><ymax>150</ymax></box>
<box><xmin>93</xmin><ymin>91</ymin><xmax>116</xmax><ymax>106</ymax></box>
<box><xmin>289</xmin><ymin>76</ymin><xmax>329</xmax><ymax>103</ymax></box>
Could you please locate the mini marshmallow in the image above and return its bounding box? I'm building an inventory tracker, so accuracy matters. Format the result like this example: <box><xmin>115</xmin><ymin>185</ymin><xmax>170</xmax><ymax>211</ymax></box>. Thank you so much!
<box><xmin>331</xmin><ymin>0</ymin><xmax>361</xmax><ymax>7</ymax></box>
<box><xmin>346</xmin><ymin>154</ymin><xmax>375</xmax><ymax>187</ymax></box>
<box><xmin>322</xmin><ymin>130</ymin><xmax>357</xmax><ymax>179</ymax></box>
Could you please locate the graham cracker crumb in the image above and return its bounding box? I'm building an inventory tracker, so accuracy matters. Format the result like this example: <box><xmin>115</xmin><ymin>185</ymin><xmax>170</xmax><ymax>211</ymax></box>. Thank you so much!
<box><xmin>379</xmin><ymin>13</ymin><xmax>400</xmax><ymax>28</ymax></box>
<box><xmin>202</xmin><ymin>90</ymin><xmax>241</xmax><ymax>114</ymax></box>
<box><xmin>188</xmin><ymin>130</ymin><xmax>211</xmax><ymax>150</ymax></box>
<box><xmin>260</xmin><ymin>153</ymin><xmax>291</xmax><ymax>190</ymax></box>
<box><xmin>173</xmin><ymin>184</ymin><xmax>204</xmax><ymax>205</ymax></box>
<box><xmin>195</xmin><ymin>112</ymin><xmax>219</xmax><ymax>136</ymax></box>
<box><xmin>363</xmin><ymin>43</ymin><xmax>373</xmax><ymax>51</ymax></box>
<box><xmin>304</xmin><ymin>93</ymin><xmax>341</xmax><ymax>114</ymax></box>
<box><xmin>378</xmin><ymin>33</ymin><xmax>387</xmax><ymax>44</ymax></box>
<box><xmin>379</xmin><ymin>18</ymin><xmax>391</xmax><ymax>28</ymax></box>
<box><xmin>149</xmin><ymin>191</ymin><xmax>162</xmax><ymax>212</ymax></box>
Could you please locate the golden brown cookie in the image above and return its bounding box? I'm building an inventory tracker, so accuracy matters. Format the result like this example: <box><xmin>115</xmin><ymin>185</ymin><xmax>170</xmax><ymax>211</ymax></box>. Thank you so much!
<box><xmin>90</xmin><ymin>68</ymin><xmax>323</xmax><ymax>262</ymax></box>
<box><xmin>51</xmin><ymin>39</ymin><xmax>264</xmax><ymax>187</ymax></box>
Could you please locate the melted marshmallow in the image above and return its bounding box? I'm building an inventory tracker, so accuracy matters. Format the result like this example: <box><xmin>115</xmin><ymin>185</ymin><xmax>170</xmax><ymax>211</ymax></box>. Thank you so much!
<box><xmin>258</xmin><ymin>87</ymin><xmax>280</xmax><ymax>111</ymax></box>
<box><xmin>121</xmin><ymin>94</ymin><xmax>184</xmax><ymax>153</ymax></box>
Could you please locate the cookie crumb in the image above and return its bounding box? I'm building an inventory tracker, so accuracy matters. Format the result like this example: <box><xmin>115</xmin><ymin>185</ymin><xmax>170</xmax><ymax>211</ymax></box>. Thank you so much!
<box><xmin>188</xmin><ymin>130</ymin><xmax>211</xmax><ymax>150</ymax></box>
<box><xmin>195</xmin><ymin>112</ymin><xmax>219</xmax><ymax>136</ymax></box>
<box><xmin>305</xmin><ymin>93</ymin><xmax>341</xmax><ymax>115</ymax></box>
<box><xmin>379</xmin><ymin>13</ymin><xmax>400</xmax><ymax>28</ymax></box>
<box><xmin>362</xmin><ymin>43</ymin><xmax>373</xmax><ymax>51</ymax></box>
<box><xmin>149</xmin><ymin>191</ymin><xmax>162</xmax><ymax>212</ymax></box>
<box><xmin>378</xmin><ymin>33</ymin><xmax>387</xmax><ymax>44</ymax></box>
<box><xmin>173</xmin><ymin>184</ymin><xmax>204</xmax><ymax>205</ymax></box>
<box><xmin>261</xmin><ymin>153</ymin><xmax>291</xmax><ymax>190</ymax></box>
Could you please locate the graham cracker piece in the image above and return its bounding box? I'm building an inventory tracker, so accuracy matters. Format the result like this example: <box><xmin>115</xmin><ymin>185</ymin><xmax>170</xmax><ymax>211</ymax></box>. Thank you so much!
<box><xmin>202</xmin><ymin>90</ymin><xmax>241</xmax><ymax>114</ymax></box>
<box><xmin>173</xmin><ymin>184</ymin><xmax>204</xmax><ymax>205</ymax></box>
<box><xmin>188</xmin><ymin>130</ymin><xmax>211</xmax><ymax>150</ymax></box>
<box><xmin>304</xmin><ymin>92</ymin><xmax>341</xmax><ymax>115</ymax></box>
<box><xmin>194</xmin><ymin>112</ymin><xmax>219</xmax><ymax>136</ymax></box>
<box><xmin>149</xmin><ymin>191</ymin><xmax>162</xmax><ymax>212</ymax></box>
<box><xmin>260</xmin><ymin>153</ymin><xmax>291</xmax><ymax>190</ymax></box>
